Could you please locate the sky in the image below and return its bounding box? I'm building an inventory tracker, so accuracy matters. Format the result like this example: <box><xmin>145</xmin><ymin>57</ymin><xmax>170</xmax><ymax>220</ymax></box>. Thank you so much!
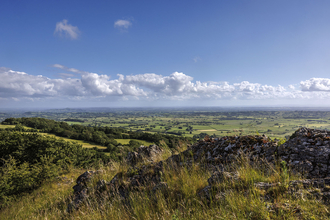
<box><xmin>1</xmin><ymin>0</ymin><xmax>330</xmax><ymax>108</ymax></box>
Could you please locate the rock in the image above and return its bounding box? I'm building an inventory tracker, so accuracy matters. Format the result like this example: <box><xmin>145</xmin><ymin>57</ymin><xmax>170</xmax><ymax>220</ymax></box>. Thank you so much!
<box><xmin>152</xmin><ymin>182</ymin><xmax>168</xmax><ymax>193</ymax></box>
<box><xmin>106</xmin><ymin>161</ymin><xmax>164</xmax><ymax>200</ymax></box>
<box><xmin>76</xmin><ymin>171</ymin><xmax>96</xmax><ymax>185</ymax></box>
<box><xmin>207</xmin><ymin>171</ymin><xmax>240</xmax><ymax>185</ymax></box>
<box><xmin>254</xmin><ymin>182</ymin><xmax>281</xmax><ymax>190</ymax></box>
<box><xmin>67</xmin><ymin>170</ymin><xmax>98</xmax><ymax>212</ymax></box>
<box><xmin>198</xmin><ymin>185</ymin><xmax>213</xmax><ymax>201</ymax></box>
<box><xmin>126</xmin><ymin>145</ymin><xmax>163</xmax><ymax>166</ymax></box>
<box><xmin>67</xmin><ymin>127</ymin><xmax>330</xmax><ymax>210</ymax></box>
<box><xmin>96</xmin><ymin>179</ymin><xmax>107</xmax><ymax>192</ymax></box>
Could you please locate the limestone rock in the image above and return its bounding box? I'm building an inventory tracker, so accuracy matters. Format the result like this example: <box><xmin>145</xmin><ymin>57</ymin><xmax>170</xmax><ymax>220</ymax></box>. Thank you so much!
<box><xmin>126</xmin><ymin>145</ymin><xmax>163</xmax><ymax>166</ymax></box>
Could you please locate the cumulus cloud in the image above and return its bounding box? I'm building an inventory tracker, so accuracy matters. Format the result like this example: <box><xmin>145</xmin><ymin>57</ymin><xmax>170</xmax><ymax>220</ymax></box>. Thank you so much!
<box><xmin>54</xmin><ymin>19</ymin><xmax>80</xmax><ymax>39</ymax></box>
<box><xmin>2</xmin><ymin>66</ymin><xmax>330</xmax><ymax>103</ymax></box>
<box><xmin>300</xmin><ymin>78</ymin><xmax>330</xmax><ymax>91</ymax></box>
<box><xmin>288</xmin><ymin>85</ymin><xmax>295</xmax><ymax>90</ymax></box>
<box><xmin>0</xmin><ymin>67</ymin><xmax>84</xmax><ymax>98</ymax></box>
<box><xmin>114</xmin><ymin>19</ymin><xmax>132</xmax><ymax>30</ymax></box>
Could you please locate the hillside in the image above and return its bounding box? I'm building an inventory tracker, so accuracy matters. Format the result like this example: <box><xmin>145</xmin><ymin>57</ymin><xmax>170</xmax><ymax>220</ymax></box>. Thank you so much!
<box><xmin>2</xmin><ymin>127</ymin><xmax>330</xmax><ymax>219</ymax></box>
<box><xmin>1</xmin><ymin>117</ymin><xmax>194</xmax><ymax>161</ymax></box>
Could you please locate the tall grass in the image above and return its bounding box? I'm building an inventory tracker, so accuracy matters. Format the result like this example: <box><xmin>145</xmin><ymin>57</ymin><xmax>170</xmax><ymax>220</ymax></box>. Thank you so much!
<box><xmin>1</xmin><ymin>154</ymin><xmax>330</xmax><ymax>219</ymax></box>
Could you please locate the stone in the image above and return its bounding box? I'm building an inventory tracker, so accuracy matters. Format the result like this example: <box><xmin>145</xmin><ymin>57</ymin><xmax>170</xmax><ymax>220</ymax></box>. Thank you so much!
<box><xmin>207</xmin><ymin>171</ymin><xmax>240</xmax><ymax>185</ymax></box>
<box><xmin>254</xmin><ymin>182</ymin><xmax>281</xmax><ymax>190</ymax></box>
<box><xmin>126</xmin><ymin>145</ymin><xmax>163</xmax><ymax>166</ymax></box>
<box><xmin>67</xmin><ymin>170</ymin><xmax>97</xmax><ymax>212</ymax></box>
<box><xmin>67</xmin><ymin>127</ymin><xmax>330</xmax><ymax>211</ymax></box>
<box><xmin>152</xmin><ymin>182</ymin><xmax>168</xmax><ymax>193</ymax></box>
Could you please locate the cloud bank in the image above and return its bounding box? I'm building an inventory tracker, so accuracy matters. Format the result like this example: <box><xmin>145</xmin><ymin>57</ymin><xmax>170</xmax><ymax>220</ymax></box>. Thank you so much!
<box><xmin>1</xmin><ymin>66</ymin><xmax>330</xmax><ymax>104</ymax></box>
<box><xmin>300</xmin><ymin>78</ymin><xmax>330</xmax><ymax>92</ymax></box>
<box><xmin>54</xmin><ymin>19</ymin><xmax>80</xmax><ymax>39</ymax></box>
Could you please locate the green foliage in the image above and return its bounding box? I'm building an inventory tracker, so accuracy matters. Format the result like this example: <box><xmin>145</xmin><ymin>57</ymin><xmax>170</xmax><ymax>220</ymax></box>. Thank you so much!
<box><xmin>280</xmin><ymin>160</ymin><xmax>289</xmax><ymax>185</ymax></box>
<box><xmin>2</xmin><ymin>150</ymin><xmax>330</xmax><ymax>219</ymax></box>
<box><xmin>192</xmin><ymin>132</ymin><xmax>208</xmax><ymax>139</ymax></box>
<box><xmin>1</xmin><ymin>117</ymin><xmax>194</xmax><ymax>159</ymax></box>
<box><xmin>129</xmin><ymin>140</ymin><xmax>141</xmax><ymax>150</ymax></box>
<box><xmin>0</xmin><ymin>130</ymin><xmax>110</xmax><ymax>208</ymax></box>
<box><xmin>277</xmin><ymin>138</ymin><xmax>286</xmax><ymax>146</ymax></box>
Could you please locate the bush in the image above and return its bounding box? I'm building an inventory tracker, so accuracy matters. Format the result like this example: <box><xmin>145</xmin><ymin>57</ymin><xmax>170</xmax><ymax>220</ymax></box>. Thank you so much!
<box><xmin>0</xmin><ymin>130</ymin><xmax>110</xmax><ymax>208</ymax></box>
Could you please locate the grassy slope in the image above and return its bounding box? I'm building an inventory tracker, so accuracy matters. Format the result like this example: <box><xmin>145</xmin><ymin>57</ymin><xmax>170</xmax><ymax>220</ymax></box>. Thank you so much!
<box><xmin>38</xmin><ymin>133</ymin><xmax>107</xmax><ymax>149</ymax></box>
<box><xmin>115</xmin><ymin>139</ymin><xmax>153</xmax><ymax>146</ymax></box>
<box><xmin>0</xmin><ymin>124</ymin><xmax>154</xmax><ymax>150</ymax></box>
<box><xmin>1</xmin><ymin>152</ymin><xmax>330</xmax><ymax>219</ymax></box>
<box><xmin>0</xmin><ymin>125</ymin><xmax>15</xmax><ymax>129</ymax></box>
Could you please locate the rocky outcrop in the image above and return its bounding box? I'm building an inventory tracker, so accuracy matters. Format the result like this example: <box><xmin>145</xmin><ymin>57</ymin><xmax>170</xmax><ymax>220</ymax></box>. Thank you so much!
<box><xmin>67</xmin><ymin>127</ymin><xmax>330</xmax><ymax>211</ymax></box>
<box><xmin>67</xmin><ymin>170</ymin><xmax>102</xmax><ymax>212</ymax></box>
<box><xmin>277</xmin><ymin>127</ymin><xmax>330</xmax><ymax>178</ymax></box>
<box><xmin>179</xmin><ymin>127</ymin><xmax>330</xmax><ymax>179</ymax></box>
<box><xmin>107</xmin><ymin>161</ymin><xmax>164</xmax><ymax>199</ymax></box>
<box><xmin>126</xmin><ymin>145</ymin><xmax>163</xmax><ymax>166</ymax></box>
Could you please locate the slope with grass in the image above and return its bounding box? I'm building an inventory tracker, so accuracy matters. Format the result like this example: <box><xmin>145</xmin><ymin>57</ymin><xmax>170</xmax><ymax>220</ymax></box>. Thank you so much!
<box><xmin>2</xmin><ymin>128</ymin><xmax>330</xmax><ymax>219</ymax></box>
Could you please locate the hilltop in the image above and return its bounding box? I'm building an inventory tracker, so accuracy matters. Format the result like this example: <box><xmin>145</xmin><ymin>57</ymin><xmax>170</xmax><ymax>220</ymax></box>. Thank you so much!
<box><xmin>2</xmin><ymin>127</ymin><xmax>330</xmax><ymax>219</ymax></box>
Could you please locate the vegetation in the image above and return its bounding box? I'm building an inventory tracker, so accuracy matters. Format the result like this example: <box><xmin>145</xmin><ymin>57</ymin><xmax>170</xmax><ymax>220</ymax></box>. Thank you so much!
<box><xmin>1</xmin><ymin>109</ymin><xmax>330</xmax><ymax>219</ymax></box>
<box><xmin>1</xmin><ymin>151</ymin><xmax>330</xmax><ymax>219</ymax></box>
<box><xmin>0</xmin><ymin>130</ymin><xmax>109</xmax><ymax>208</ymax></box>
<box><xmin>1</xmin><ymin>117</ymin><xmax>194</xmax><ymax>161</ymax></box>
<box><xmin>2</xmin><ymin>108</ymin><xmax>330</xmax><ymax>139</ymax></box>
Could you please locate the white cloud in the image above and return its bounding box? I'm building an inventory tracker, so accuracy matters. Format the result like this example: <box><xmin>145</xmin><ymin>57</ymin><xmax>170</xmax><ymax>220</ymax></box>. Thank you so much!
<box><xmin>54</xmin><ymin>19</ymin><xmax>80</xmax><ymax>40</ymax></box>
<box><xmin>193</xmin><ymin>56</ymin><xmax>201</xmax><ymax>63</ymax></box>
<box><xmin>0</xmin><ymin>67</ymin><xmax>84</xmax><ymax>98</ymax></box>
<box><xmin>53</xmin><ymin>64</ymin><xmax>65</xmax><ymax>69</ymax></box>
<box><xmin>58</xmin><ymin>73</ymin><xmax>75</xmax><ymax>79</ymax></box>
<box><xmin>300</xmin><ymin>78</ymin><xmax>330</xmax><ymax>91</ymax></box>
<box><xmin>114</xmin><ymin>19</ymin><xmax>132</xmax><ymax>30</ymax></box>
<box><xmin>52</xmin><ymin>64</ymin><xmax>86</xmax><ymax>74</ymax></box>
<box><xmin>2</xmin><ymin>66</ymin><xmax>330</xmax><ymax>104</ymax></box>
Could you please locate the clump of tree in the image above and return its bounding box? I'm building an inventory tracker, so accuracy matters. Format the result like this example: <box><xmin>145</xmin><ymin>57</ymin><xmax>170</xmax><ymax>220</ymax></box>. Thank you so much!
<box><xmin>63</xmin><ymin>118</ymin><xmax>85</xmax><ymax>122</ymax></box>
<box><xmin>2</xmin><ymin>117</ymin><xmax>194</xmax><ymax>151</ymax></box>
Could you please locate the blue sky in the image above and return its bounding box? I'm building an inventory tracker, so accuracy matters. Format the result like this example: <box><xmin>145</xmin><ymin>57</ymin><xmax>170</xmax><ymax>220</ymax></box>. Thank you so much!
<box><xmin>1</xmin><ymin>0</ymin><xmax>330</xmax><ymax>108</ymax></box>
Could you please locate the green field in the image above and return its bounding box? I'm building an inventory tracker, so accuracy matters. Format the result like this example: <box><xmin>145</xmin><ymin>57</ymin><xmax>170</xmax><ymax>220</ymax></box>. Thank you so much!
<box><xmin>0</xmin><ymin>124</ymin><xmax>154</xmax><ymax>150</ymax></box>
<box><xmin>0</xmin><ymin>125</ymin><xmax>108</xmax><ymax>150</ymax></box>
<box><xmin>0</xmin><ymin>124</ymin><xmax>14</xmax><ymax>129</ymax></box>
<box><xmin>2</xmin><ymin>109</ymin><xmax>330</xmax><ymax>139</ymax></box>
<box><xmin>115</xmin><ymin>139</ymin><xmax>154</xmax><ymax>146</ymax></box>
<box><xmin>38</xmin><ymin>133</ymin><xmax>107</xmax><ymax>149</ymax></box>
<box><xmin>0</xmin><ymin>124</ymin><xmax>31</xmax><ymax>130</ymax></box>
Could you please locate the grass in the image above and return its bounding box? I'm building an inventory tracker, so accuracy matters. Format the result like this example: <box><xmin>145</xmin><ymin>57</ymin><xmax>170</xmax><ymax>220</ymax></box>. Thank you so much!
<box><xmin>37</xmin><ymin>133</ymin><xmax>107</xmax><ymax>150</ymax></box>
<box><xmin>0</xmin><ymin>124</ymin><xmax>15</xmax><ymax>129</ymax></box>
<box><xmin>115</xmin><ymin>139</ymin><xmax>154</xmax><ymax>146</ymax></box>
<box><xmin>2</xmin><ymin>150</ymin><xmax>330</xmax><ymax>219</ymax></box>
<box><xmin>0</xmin><ymin>124</ymin><xmax>30</xmax><ymax>130</ymax></box>
<box><xmin>0</xmin><ymin>124</ymin><xmax>108</xmax><ymax>150</ymax></box>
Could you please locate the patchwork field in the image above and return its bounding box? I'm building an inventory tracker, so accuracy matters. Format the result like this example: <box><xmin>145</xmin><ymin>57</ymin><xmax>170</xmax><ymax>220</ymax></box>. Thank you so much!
<box><xmin>2</xmin><ymin>109</ymin><xmax>330</xmax><ymax>140</ymax></box>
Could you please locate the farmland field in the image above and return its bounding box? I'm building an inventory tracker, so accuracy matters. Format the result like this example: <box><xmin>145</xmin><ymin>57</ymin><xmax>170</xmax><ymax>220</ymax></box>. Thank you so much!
<box><xmin>115</xmin><ymin>139</ymin><xmax>154</xmax><ymax>146</ymax></box>
<box><xmin>2</xmin><ymin>108</ymin><xmax>330</xmax><ymax>139</ymax></box>
<box><xmin>0</xmin><ymin>124</ymin><xmax>14</xmax><ymax>129</ymax></box>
